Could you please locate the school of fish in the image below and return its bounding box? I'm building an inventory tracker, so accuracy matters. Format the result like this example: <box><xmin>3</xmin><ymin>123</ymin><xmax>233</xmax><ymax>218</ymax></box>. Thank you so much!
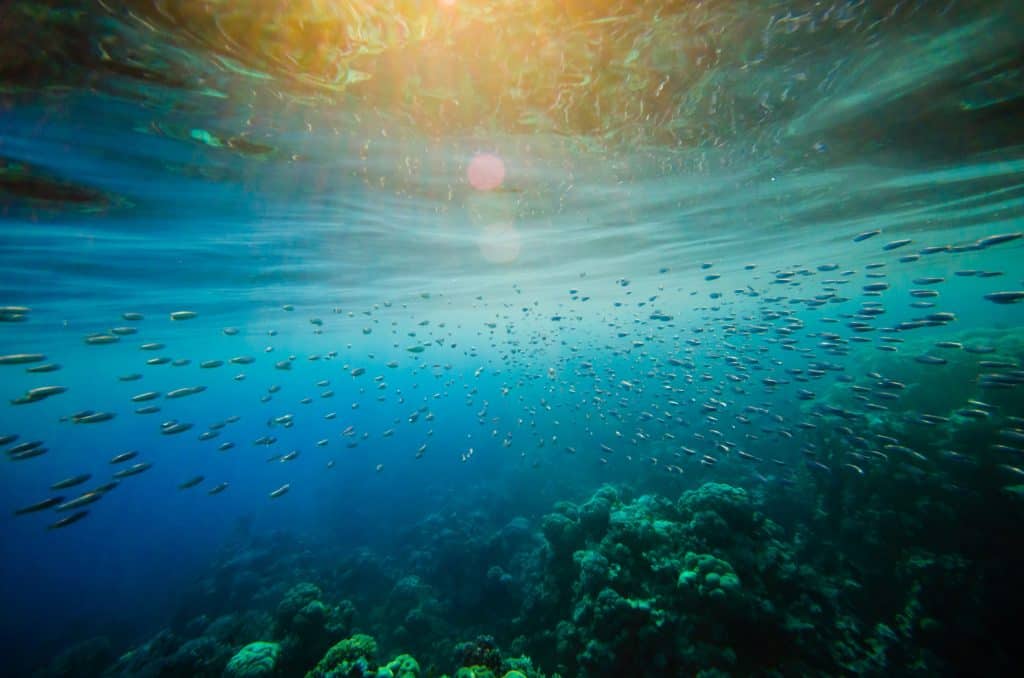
<box><xmin>2</xmin><ymin>229</ymin><xmax>1023</xmax><ymax>530</ymax></box>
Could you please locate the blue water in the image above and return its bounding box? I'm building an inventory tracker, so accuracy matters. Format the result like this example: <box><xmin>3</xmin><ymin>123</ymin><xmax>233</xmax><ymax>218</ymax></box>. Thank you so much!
<box><xmin>3</xmin><ymin>1</ymin><xmax>1024</xmax><ymax>676</ymax></box>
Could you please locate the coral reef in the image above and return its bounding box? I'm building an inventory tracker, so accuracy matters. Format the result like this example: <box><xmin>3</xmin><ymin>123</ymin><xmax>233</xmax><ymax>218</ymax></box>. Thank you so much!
<box><xmin>35</xmin><ymin>637</ymin><xmax>113</xmax><ymax>678</ymax></box>
<box><xmin>224</xmin><ymin>641</ymin><xmax>281</xmax><ymax>678</ymax></box>
<box><xmin>275</xmin><ymin>582</ymin><xmax>355</xmax><ymax>675</ymax></box>
<box><xmin>38</xmin><ymin>454</ymin><xmax>1024</xmax><ymax>678</ymax></box>
<box><xmin>306</xmin><ymin>633</ymin><xmax>379</xmax><ymax>677</ymax></box>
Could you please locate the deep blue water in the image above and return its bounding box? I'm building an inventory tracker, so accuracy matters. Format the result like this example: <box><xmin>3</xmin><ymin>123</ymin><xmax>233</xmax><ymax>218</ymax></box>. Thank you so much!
<box><xmin>3</xmin><ymin>2</ymin><xmax>1024</xmax><ymax>676</ymax></box>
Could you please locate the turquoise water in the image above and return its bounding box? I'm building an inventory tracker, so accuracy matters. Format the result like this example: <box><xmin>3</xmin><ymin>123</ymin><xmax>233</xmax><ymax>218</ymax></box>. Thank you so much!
<box><xmin>3</xmin><ymin>1</ymin><xmax>1024</xmax><ymax>676</ymax></box>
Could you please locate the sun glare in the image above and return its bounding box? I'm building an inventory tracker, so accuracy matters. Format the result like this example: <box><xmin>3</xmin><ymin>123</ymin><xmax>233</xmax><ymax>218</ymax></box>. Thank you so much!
<box><xmin>467</xmin><ymin>153</ymin><xmax>506</xmax><ymax>191</ymax></box>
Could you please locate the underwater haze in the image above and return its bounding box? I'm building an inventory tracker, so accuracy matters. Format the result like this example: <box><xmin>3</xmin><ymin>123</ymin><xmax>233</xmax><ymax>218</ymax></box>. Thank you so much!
<box><xmin>3</xmin><ymin>1</ymin><xmax>1024</xmax><ymax>676</ymax></box>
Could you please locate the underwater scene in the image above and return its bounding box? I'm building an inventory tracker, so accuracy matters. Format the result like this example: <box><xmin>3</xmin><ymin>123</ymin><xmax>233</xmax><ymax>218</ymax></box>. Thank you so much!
<box><xmin>3</xmin><ymin>1</ymin><xmax>1024</xmax><ymax>676</ymax></box>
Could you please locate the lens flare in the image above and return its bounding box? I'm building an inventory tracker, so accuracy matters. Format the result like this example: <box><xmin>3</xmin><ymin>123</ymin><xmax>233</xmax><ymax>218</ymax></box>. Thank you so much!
<box><xmin>478</xmin><ymin>223</ymin><xmax>521</xmax><ymax>263</ymax></box>
<box><xmin>467</xmin><ymin>153</ymin><xmax>505</xmax><ymax>191</ymax></box>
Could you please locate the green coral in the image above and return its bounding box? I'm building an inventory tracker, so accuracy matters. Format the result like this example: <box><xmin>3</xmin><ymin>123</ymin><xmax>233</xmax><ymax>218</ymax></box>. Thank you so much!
<box><xmin>532</xmin><ymin>482</ymin><xmax>860</xmax><ymax>675</ymax></box>
<box><xmin>540</xmin><ymin>512</ymin><xmax>582</xmax><ymax>560</ymax></box>
<box><xmin>453</xmin><ymin>667</ymin><xmax>496</xmax><ymax>678</ymax></box>
<box><xmin>382</xmin><ymin>654</ymin><xmax>420</xmax><ymax>678</ymax></box>
<box><xmin>676</xmin><ymin>483</ymin><xmax>759</xmax><ymax>548</ymax></box>
<box><xmin>278</xmin><ymin>582</ymin><xmax>322</xmax><ymax>627</ymax></box>
<box><xmin>307</xmin><ymin>634</ymin><xmax>378</xmax><ymax>678</ymax></box>
<box><xmin>677</xmin><ymin>552</ymin><xmax>741</xmax><ymax>600</ymax></box>
<box><xmin>577</xmin><ymin>485</ymin><xmax>617</xmax><ymax>538</ymax></box>
<box><xmin>501</xmin><ymin>655</ymin><xmax>551</xmax><ymax>678</ymax></box>
<box><xmin>224</xmin><ymin>641</ymin><xmax>281</xmax><ymax>678</ymax></box>
<box><xmin>274</xmin><ymin>582</ymin><xmax>356</xmax><ymax>676</ymax></box>
<box><xmin>573</xmin><ymin>549</ymin><xmax>616</xmax><ymax>594</ymax></box>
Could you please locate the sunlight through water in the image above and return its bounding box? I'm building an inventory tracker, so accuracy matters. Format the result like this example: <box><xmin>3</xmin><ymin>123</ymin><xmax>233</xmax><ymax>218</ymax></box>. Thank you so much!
<box><xmin>2</xmin><ymin>1</ymin><xmax>1024</xmax><ymax>676</ymax></box>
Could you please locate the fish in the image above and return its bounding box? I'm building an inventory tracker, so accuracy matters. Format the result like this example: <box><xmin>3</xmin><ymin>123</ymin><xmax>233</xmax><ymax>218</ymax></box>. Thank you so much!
<box><xmin>882</xmin><ymin>238</ymin><xmax>911</xmax><ymax>250</ymax></box>
<box><xmin>48</xmin><ymin>511</ymin><xmax>89</xmax><ymax>529</ymax></box>
<box><xmin>984</xmin><ymin>291</ymin><xmax>1024</xmax><ymax>304</ymax></box>
<box><xmin>1000</xmin><ymin>429</ymin><xmax>1024</xmax><ymax>445</ymax></box>
<box><xmin>853</xmin><ymin>230</ymin><xmax>881</xmax><ymax>242</ymax></box>
<box><xmin>9</xmin><ymin>447</ymin><xmax>48</xmax><ymax>461</ymax></box>
<box><xmin>113</xmin><ymin>462</ymin><xmax>152</xmax><ymax>478</ymax></box>
<box><xmin>170</xmin><ymin>310</ymin><xmax>198</xmax><ymax>320</ymax></box>
<box><xmin>84</xmin><ymin>334</ymin><xmax>120</xmax><ymax>345</ymax></box>
<box><xmin>178</xmin><ymin>476</ymin><xmax>204</xmax><ymax>490</ymax></box>
<box><xmin>91</xmin><ymin>480</ymin><xmax>120</xmax><ymax>494</ymax></box>
<box><xmin>73</xmin><ymin>411</ymin><xmax>116</xmax><ymax>424</ymax></box>
<box><xmin>27</xmin><ymin>386</ymin><xmax>67</xmax><ymax>399</ymax></box>
<box><xmin>56</xmin><ymin>492</ymin><xmax>104</xmax><ymax>511</ymax></box>
<box><xmin>0</xmin><ymin>353</ymin><xmax>46</xmax><ymax>365</ymax></box>
<box><xmin>269</xmin><ymin>483</ymin><xmax>290</xmax><ymax>498</ymax></box>
<box><xmin>977</xmin><ymin>232</ymin><xmax>1022</xmax><ymax>248</ymax></box>
<box><xmin>11</xmin><ymin>385</ymin><xmax>67</xmax><ymax>404</ymax></box>
<box><xmin>208</xmin><ymin>482</ymin><xmax>229</xmax><ymax>495</ymax></box>
<box><xmin>26</xmin><ymin>363</ymin><xmax>61</xmax><ymax>373</ymax></box>
<box><xmin>7</xmin><ymin>440</ymin><xmax>43</xmax><ymax>454</ymax></box>
<box><xmin>13</xmin><ymin>496</ymin><xmax>65</xmax><ymax>515</ymax></box>
<box><xmin>109</xmin><ymin>450</ymin><xmax>139</xmax><ymax>464</ymax></box>
<box><xmin>51</xmin><ymin>474</ymin><xmax>92</xmax><ymax>490</ymax></box>
<box><xmin>165</xmin><ymin>386</ymin><xmax>206</xmax><ymax>399</ymax></box>
<box><xmin>806</xmin><ymin>460</ymin><xmax>832</xmax><ymax>474</ymax></box>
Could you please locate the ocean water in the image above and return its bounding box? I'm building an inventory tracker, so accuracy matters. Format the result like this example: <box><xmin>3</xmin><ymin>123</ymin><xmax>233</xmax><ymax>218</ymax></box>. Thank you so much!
<box><xmin>2</xmin><ymin>1</ymin><xmax>1024</xmax><ymax>676</ymax></box>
